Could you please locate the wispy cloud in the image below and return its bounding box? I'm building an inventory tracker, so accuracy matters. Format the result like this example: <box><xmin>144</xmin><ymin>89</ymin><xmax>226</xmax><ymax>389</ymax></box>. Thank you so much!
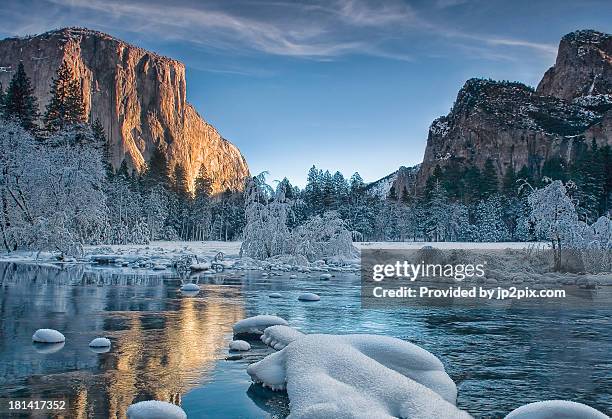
<box><xmin>3</xmin><ymin>0</ymin><xmax>558</xmax><ymax>63</ymax></box>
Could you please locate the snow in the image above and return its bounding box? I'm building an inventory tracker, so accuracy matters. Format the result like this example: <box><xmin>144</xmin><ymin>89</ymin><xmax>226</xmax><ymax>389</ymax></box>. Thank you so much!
<box><xmin>261</xmin><ymin>325</ymin><xmax>305</xmax><ymax>350</ymax></box>
<box><xmin>247</xmin><ymin>333</ymin><xmax>469</xmax><ymax>418</ymax></box>
<box><xmin>190</xmin><ymin>262</ymin><xmax>211</xmax><ymax>271</ymax></box>
<box><xmin>298</xmin><ymin>292</ymin><xmax>321</xmax><ymax>301</ymax></box>
<box><xmin>89</xmin><ymin>337</ymin><xmax>111</xmax><ymax>347</ymax></box>
<box><xmin>32</xmin><ymin>328</ymin><xmax>65</xmax><ymax>343</ymax></box>
<box><xmin>126</xmin><ymin>400</ymin><xmax>187</xmax><ymax>419</ymax></box>
<box><xmin>229</xmin><ymin>340</ymin><xmax>251</xmax><ymax>351</ymax></box>
<box><xmin>504</xmin><ymin>400</ymin><xmax>609</xmax><ymax>419</ymax></box>
<box><xmin>356</xmin><ymin>241</ymin><xmax>540</xmax><ymax>250</ymax></box>
<box><xmin>233</xmin><ymin>315</ymin><xmax>289</xmax><ymax>336</ymax></box>
<box><xmin>180</xmin><ymin>283</ymin><xmax>200</xmax><ymax>292</ymax></box>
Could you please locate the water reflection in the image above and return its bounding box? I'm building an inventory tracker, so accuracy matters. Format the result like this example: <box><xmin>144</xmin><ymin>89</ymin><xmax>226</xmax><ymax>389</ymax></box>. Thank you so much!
<box><xmin>0</xmin><ymin>262</ymin><xmax>245</xmax><ymax>418</ymax></box>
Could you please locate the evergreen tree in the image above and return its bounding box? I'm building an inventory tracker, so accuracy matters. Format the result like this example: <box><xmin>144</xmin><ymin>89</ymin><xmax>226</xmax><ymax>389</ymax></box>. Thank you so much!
<box><xmin>572</xmin><ymin>140</ymin><xmax>605</xmax><ymax>222</ymax></box>
<box><xmin>541</xmin><ymin>157</ymin><xmax>568</xmax><ymax>182</ymax></box>
<box><xmin>463</xmin><ymin>165</ymin><xmax>482</xmax><ymax>202</ymax></box>
<box><xmin>2</xmin><ymin>63</ymin><xmax>39</xmax><ymax>132</ymax></box>
<box><xmin>480</xmin><ymin>159</ymin><xmax>499</xmax><ymax>198</ymax></box>
<box><xmin>502</xmin><ymin>165</ymin><xmax>517</xmax><ymax>196</ymax></box>
<box><xmin>321</xmin><ymin>170</ymin><xmax>335</xmax><ymax>209</ymax></box>
<box><xmin>92</xmin><ymin>118</ymin><xmax>113</xmax><ymax>178</ymax></box>
<box><xmin>142</xmin><ymin>144</ymin><xmax>171</xmax><ymax>190</ymax></box>
<box><xmin>475</xmin><ymin>195</ymin><xmax>510</xmax><ymax>242</ymax></box>
<box><xmin>44</xmin><ymin>61</ymin><xmax>86</xmax><ymax>132</ymax></box>
<box><xmin>304</xmin><ymin>165</ymin><xmax>322</xmax><ymax>213</ymax></box>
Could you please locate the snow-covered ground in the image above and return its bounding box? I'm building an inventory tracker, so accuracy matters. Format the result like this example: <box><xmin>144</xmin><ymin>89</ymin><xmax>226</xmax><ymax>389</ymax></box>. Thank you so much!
<box><xmin>0</xmin><ymin>241</ymin><xmax>609</xmax><ymax>286</ymax></box>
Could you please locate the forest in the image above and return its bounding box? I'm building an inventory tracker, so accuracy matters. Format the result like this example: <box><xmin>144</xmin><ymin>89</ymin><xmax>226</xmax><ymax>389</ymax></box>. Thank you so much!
<box><xmin>0</xmin><ymin>62</ymin><xmax>610</xmax><ymax>255</ymax></box>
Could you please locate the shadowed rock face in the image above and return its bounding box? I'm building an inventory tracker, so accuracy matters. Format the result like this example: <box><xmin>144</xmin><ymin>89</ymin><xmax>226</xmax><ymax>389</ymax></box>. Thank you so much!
<box><xmin>537</xmin><ymin>30</ymin><xmax>612</xmax><ymax>100</ymax></box>
<box><xmin>0</xmin><ymin>27</ymin><xmax>249</xmax><ymax>193</ymax></box>
<box><xmin>415</xmin><ymin>30</ymin><xmax>612</xmax><ymax>191</ymax></box>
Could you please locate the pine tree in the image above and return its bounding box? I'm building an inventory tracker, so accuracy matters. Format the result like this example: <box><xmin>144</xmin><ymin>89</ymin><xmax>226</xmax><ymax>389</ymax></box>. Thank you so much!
<box><xmin>142</xmin><ymin>144</ymin><xmax>171</xmax><ymax>190</ymax></box>
<box><xmin>463</xmin><ymin>165</ymin><xmax>482</xmax><ymax>202</ymax></box>
<box><xmin>44</xmin><ymin>61</ymin><xmax>86</xmax><ymax>132</ymax></box>
<box><xmin>92</xmin><ymin>118</ymin><xmax>113</xmax><ymax>178</ymax></box>
<box><xmin>502</xmin><ymin>165</ymin><xmax>517</xmax><ymax>196</ymax></box>
<box><xmin>2</xmin><ymin>63</ymin><xmax>39</xmax><ymax>132</ymax></box>
<box><xmin>480</xmin><ymin>159</ymin><xmax>499</xmax><ymax>198</ymax></box>
<box><xmin>304</xmin><ymin>165</ymin><xmax>323</xmax><ymax>214</ymax></box>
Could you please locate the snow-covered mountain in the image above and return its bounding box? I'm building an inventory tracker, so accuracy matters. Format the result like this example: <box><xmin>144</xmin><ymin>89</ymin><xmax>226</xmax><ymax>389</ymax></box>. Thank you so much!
<box><xmin>415</xmin><ymin>29</ymin><xmax>612</xmax><ymax>190</ymax></box>
<box><xmin>0</xmin><ymin>27</ymin><xmax>249</xmax><ymax>193</ymax></box>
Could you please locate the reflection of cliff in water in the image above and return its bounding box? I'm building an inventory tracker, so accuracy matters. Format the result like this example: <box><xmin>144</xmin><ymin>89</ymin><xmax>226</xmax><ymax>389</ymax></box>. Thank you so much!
<box><xmin>0</xmin><ymin>262</ymin><xmax>245</xmax><ymax>418</ymax></box>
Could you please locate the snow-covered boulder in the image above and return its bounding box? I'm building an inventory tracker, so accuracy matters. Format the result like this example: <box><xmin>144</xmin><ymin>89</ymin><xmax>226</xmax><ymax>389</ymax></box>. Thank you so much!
<box><xmin>32</xmin><ymin>328</ymin><xmax>65</xmax><ymax>343</ymax></box>
<box><xmin>261</xmin><ymin>325</ymin><xmax>305</xmax><ymax>350</ymax></box>
<box><xmin>126</xmin><ymin>400</ymin><xmax>187</xmax><ymax>419</ymax></box>
<box><xmin>233</xmin><ymin>315</ymin><xmax>289</xmax><ymax>336</ymax></box>
<box><xmin>229</xmin><ymin>340</ymin><xmax>251</xmax><ymax>351</ymax></box>
<box><xmin>190</xmin><ymin>262</ymin><xmax>211</xmax><ymax>272</ymax></box>
<box><xmin>89</xmin><ymin>337</ymin><xmax>111</xmax><ymax>348</ymax></box>
<box><xmin>298</xmin><ymin>292</ymin><xmax>320</xmax><ymax>302</ymax></box>
<box><xmin>180</xmin><ymin>283</ymin><xmax>200</xmax><ymax>292</ymax></box>
<box><xmin>247</xmin><ymin>333</ymin><xmax>469</xmax><ymax>418</ymax></box>
<box><xmin>505</xmin><ymin>400</ymin><xmax>608</xmax><ymax>419</ymax></box>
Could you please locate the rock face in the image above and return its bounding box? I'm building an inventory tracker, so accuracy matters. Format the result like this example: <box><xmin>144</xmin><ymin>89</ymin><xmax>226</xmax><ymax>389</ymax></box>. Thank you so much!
<box><xmin>537</xmin><ymin>30</ymin><xmax>612</xmax><ymax>100</ymax></box>
<box><xmin>0</xmin><ymin>27</ymin><xmax>249</xmax><ymax>193</ymax></box>
<box><xmin>416</xmin><ymin>29</ymin><xmax>612</xmax><ymax>192</ymax></box>
<box><xmin>367</xmin><ymin>165</ymin><xmax>419</xmax><ymax>199</ymax></box>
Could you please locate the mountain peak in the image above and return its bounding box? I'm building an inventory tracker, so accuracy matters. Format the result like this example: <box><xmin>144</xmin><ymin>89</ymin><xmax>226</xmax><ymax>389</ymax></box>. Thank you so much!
<box><xmin>537</xmin><ymin>29</ymin><xmax>612</xmax><ymax>100</ymax></box>
<box><xmin>562</xmin><ymin>29</ymin><xmax>611</xmax><ymax>45</ymax></box>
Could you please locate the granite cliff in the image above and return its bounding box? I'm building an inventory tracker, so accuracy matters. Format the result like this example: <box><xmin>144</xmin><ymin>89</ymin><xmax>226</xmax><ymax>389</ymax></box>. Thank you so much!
<box><xmin>411</xmin><ymin>29</ymin><xmax>612</xmax><ymax>192</ymax></box>
<box><xmin>0</xmin><ymin>27</ymin><xmax>249</xmax><ymax>193</ymax></box>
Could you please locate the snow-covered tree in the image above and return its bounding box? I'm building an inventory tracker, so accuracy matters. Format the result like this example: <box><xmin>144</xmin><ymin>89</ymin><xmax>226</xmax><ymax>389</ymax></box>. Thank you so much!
<box><xmin>287</xmin><ymin>211</ymin><xmax>357</xmax><ymax>262</ymax></box>
<box><xmin>528</xmin><ymin>180</ymin><xmax>581</xmax><ymax>269</ymax></box>
<box><xmin>474</xmin><ymin>195</ymin><xmax>510</xmax><ymax>242</ymax></box>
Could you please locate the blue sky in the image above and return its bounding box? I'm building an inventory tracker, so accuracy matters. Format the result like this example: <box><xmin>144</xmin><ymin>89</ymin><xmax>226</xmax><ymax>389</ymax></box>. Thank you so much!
<box><xmin>1</xmin><ymin>0</ymin><xmax>611</xmax><ymax>186</ymax></box>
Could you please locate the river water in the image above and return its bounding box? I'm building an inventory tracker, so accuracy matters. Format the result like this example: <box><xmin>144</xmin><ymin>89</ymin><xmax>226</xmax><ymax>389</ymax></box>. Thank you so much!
<box><xmin>0</xmin><ymin>261</ymin><xmax>610</xmax><ymax>418</ymax></box>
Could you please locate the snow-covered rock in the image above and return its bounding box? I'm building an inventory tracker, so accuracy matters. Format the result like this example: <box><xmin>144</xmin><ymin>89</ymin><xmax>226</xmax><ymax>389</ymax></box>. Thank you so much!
<box><xmin>89</xmin><ymin>337</ymin><xmax>111</xmax><ymax>348</ymax></box>
<box><xmin>298</xmin><ymin>292</ymin><xmax>320</xmax><ymax>301</ymax></box>
<box><xmin>233</xmin><ymin>315</ymin><xmax>289</xmax><ymax>336</ymax></box>
<box><xmin>247</xmin><ymin>333</ymin><xmax>469</xmax><ymax>418</ymax></box>
<box><xmin>126</xmin><ymin>400</ymin><xmax>187</xmax><ymax>419</ymax></box>
<box><xmin>180</xmin><ymin>283</ymin><xmax>199</xmax><ymax>292</ymax></box>
<box><xmin>261</xmin><ymin>325</ymin><xmax>305</xmax><ymax>350</ymax></box>
<box><xmin>190</xmin><ymin>262</ymin><xmax>211</xmax><ymax>271</ymax></box>
<box><xmin>229</xmin><ymin>340</ymin><xmax>251</xmax><ymax>351</ymax></box>
<box><xmin>504</xmin><ymin>400</ymin><xmax>608</xmax><ymax>419</ymax></box>
<box><xmin>32</xmin><ymin>328</ymin><xmax>65</xmax><ymax>343</ymax></box>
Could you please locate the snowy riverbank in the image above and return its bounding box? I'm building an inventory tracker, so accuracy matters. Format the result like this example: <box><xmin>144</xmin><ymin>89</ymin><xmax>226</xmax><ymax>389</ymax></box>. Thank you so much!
<box><xmin>0</xmin><ymin>241</ymin><xmax>609</xmax><ymax>287</ymax></box>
